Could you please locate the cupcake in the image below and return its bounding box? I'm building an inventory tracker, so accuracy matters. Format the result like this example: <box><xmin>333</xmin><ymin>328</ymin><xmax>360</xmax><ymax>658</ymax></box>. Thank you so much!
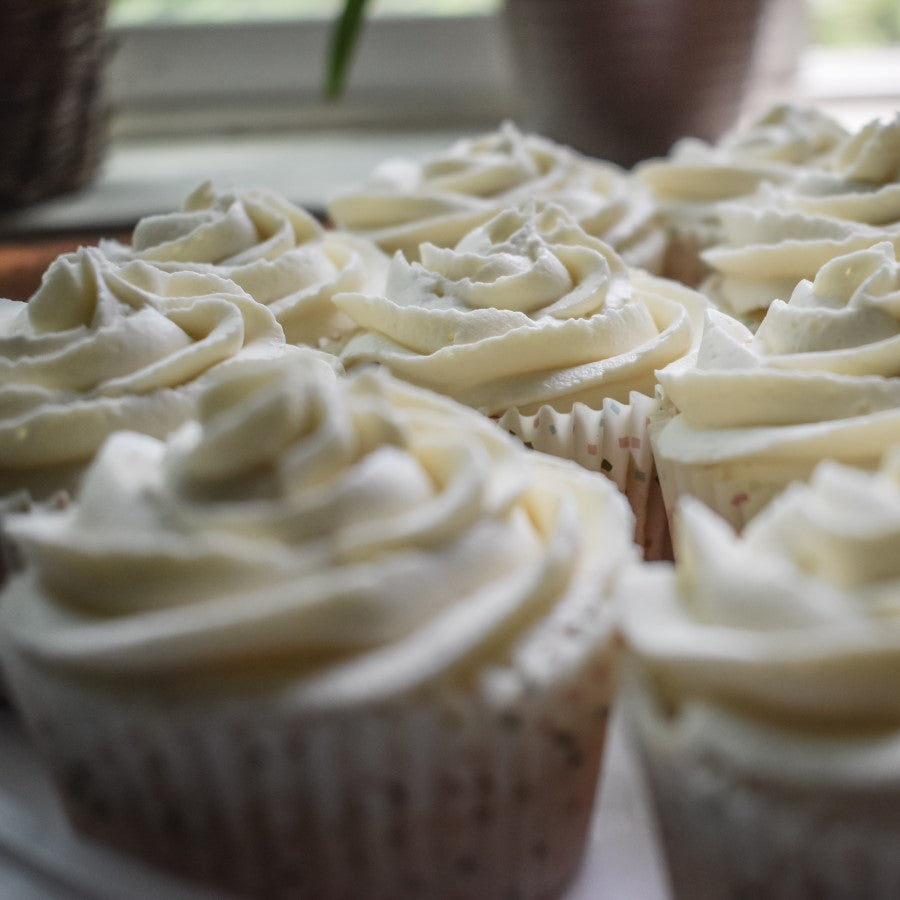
<box><xmin>651</xmin><ymin>241</ymin><xmax>900</xmax><ymax>534</ymax></box>
<box><xmin>336</xmin><ymin>200</ymin><xmax>707</xmax><ymax>557</ymax></box>
<box><xmin>618</xmin><ymin>454</ymin><xmax>900</xmax><ymax>898</ymax></box>
<box><xmin>327</xmin><ymin>121</ymin><xmax>666</xmax><ymax>273</ymax></box>
<box><xmin>0</xmin><ymin>245</ymin><xmax>285</xmax><ymax>504</ymax></box>
<box><xmin>102</xmin><ymin>181</ymin><xmax>388</xmax><ymax>347</ymax></box>
<box><xmin>0</xmin><ymin>352</ymin><xmax>638</xmax><ymax>899</ymax></box>
<box><xmin>635</xmin><ymin>104</ymin><xmax>849</xmax><ymax>287</ymax></box>
<box><xmin>700</xmin><ymin>114</ymin><xmax>900</xmax><ymax>325</ymax></box>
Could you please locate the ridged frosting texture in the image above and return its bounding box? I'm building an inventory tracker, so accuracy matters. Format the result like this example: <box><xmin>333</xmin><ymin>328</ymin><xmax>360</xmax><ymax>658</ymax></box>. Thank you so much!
<box><xmin>0</xmin><ymin>247</ymin><xmax>284</xmax><ymax>490</ymax></box>
<box><xmin>621</xmin><ymin>454</ymin><xmax>900</xmax><ymax>729</ymax></box>
<box><xmin>701</xmin><ymin>114</ymin><xmax>900</xmax><ymax>318</ymax></box>
<box><xmin>637</xmin><ymin>104</ymin><xmax>849</xmax><ymax>204</ymax></box>
<box><xmin>634</xmin><ymin>105</ymin><xmax>852</xmax><ymax>288</ymax></box>
<box><xmin>102</xmin><ymin>181</ymin><xmax>388</xmax><ymax>345</ymax></box>
<box><xmin>655</xmin><ymin>241</ymin><xmax>900</xmax><ymax>463</ymax></box>
<box><xmin>337</xmin><ymin>201</ymin><xmax>707</xmax><ymax>415</ymax></box>
<box><xmin>2</xmin><ymin>353</ymin><xmax>635</xmax><ymax>703</ymax></box>
<box><xmin>327</xmin><ymin>121</ymin><xmax>663</xmax><ymax>270</ymax></box>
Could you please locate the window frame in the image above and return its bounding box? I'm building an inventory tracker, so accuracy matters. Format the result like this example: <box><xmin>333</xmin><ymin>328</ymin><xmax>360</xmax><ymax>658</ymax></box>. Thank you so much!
<box><xmin>106</xmin><ymin>14</ymin><xmax>520</xmax><ymax>137</ymax></box>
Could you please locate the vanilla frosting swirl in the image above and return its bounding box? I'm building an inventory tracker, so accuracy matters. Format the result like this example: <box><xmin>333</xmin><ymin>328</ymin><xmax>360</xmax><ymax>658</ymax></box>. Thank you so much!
<box><xmin>2</xmin><ymin>354</ymin><xmax>635</xmax><ymax>704</ymax></box>
<box><xmin>327</xmin><ymin>122</ymin><xmax>663</xmax><ymax>270</ymax></box>
<box><xmin>103</xmin><ymin>181</ymin><xmax>387</xmax><ymax>345</ymax></box>
<box><xmin>636</xmin><ymin>106</ymin><xmax>853</xmax><ymax>288</ymax></box>
<box><xmin>655</xmin><ymin>242</ymin><xmax>900</xmax><ymax>466</ymax></box>
<box><xmin>701</xmin><ymin>115</ymin><xmax>900</xmax><ymax>318</ymax></box>
<box><xmin>621</xmin><ymin>455</ymin><xmax>900</xmax><ymax>729</ymax></box>
<box><xmin>337</xmin><ymin>202</ymin><xmax>707</xmax><ymax>415</ymax></box>
<box><xmin>0</xmin><ymin>247</ymin><xmax>284</xmax><ymax>496</ymax></box>
<box><xmin>637</xmin><ymin>104</ymin><xmax>849</xmax><ymax>205</ymax></box>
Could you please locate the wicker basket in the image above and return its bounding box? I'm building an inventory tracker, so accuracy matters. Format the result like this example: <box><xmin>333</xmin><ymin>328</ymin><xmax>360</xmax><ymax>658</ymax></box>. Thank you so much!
<box><xmin>0</xmin><ymin>1</ymin><xmax>109</xmax><ymax>210</ymax></box>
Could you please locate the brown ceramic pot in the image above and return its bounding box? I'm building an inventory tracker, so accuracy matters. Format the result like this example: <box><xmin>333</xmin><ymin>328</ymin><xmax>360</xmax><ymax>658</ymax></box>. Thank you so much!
<box><xmin>503</xmin><ymin>0</ymin><xmax>784</xmax><ymax>165</ymax></box>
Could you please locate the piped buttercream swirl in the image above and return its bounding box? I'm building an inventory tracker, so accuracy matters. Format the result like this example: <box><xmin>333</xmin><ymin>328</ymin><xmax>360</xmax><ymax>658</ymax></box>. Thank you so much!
<box><xmin>337</xmin><ymin>202</ymin><xmax>706</xmax><ymax>415</ymax></box>
<box><xmin>103</xmin><ymin>181</ymin><xmax>388</xmax><ymax>345</ymax></box>
<box><xmin>0</xmin><ymin>247</ymin><xmax>284</xmax><ymax>496</ymax></box>
<box><xmin>656</xmin><ymin>242</ymin><xmax>900</xmax><ymax>464</ymax></box>
<box><xmin>621</xmin><ymin>455</ymin><xmax>900</xmax><ymax>729</ymax></box>
<box><xmin>3</xmin><ymin>354</ymin><xmax>635</xmax><ymax>705</ymax></box>
<box><xmin>327</xmin><ymin>122</ymin><xmax>664</xmax><ymax>270</ymax></box>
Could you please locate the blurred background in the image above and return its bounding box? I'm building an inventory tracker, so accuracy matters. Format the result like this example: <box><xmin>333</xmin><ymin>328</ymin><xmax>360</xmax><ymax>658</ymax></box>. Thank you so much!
<box><xmin>102</xmin><ymin>0</ymin><xmax>899</xmax><ymax>137</ymax></box>
<box><xmin>0</xmin><ymin>0</ymin><xmax>897</xmax><ymax>296</ymax></box>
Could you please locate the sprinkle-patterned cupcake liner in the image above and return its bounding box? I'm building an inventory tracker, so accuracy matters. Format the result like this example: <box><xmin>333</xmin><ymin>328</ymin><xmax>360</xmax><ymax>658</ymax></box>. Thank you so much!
<box><xmin>650</xmin><ymin>396</ymin><xmax>898</xmax><ymax>538</ymax></box>
<box><xmin>499</xmin><ymin>392</ymin><xmax>671</xmax><ymax>560</ymax></box>
<box><xmin>4</xmin><ymin>626</ymin><xmax>618</xmax><ymax>900</ymax></box>
<box><xmin>621</xmin><ymin>664</ymin><xmax>900</xmax><ymax>900</ymax></box>
<box><xmin>651</xmin><ymin>450</ymin><xmax>825</xmax><ymax>537</ymax></box>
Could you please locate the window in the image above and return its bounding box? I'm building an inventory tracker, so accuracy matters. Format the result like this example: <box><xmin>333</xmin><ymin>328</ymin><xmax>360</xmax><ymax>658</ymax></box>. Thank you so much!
<box><xmin>106</xmin><ymin>0</ymin><xmax>510</xmax><ymax>137</ymax></box>
<box><xmin>105</xmin><ymin>0</ymin><xmax>898</xmax><ymax>141</ymax></box>
<box><xmin>109</xmin><ymin>1</ymin><xmax>500</xmax><ymax>25</ymax></box>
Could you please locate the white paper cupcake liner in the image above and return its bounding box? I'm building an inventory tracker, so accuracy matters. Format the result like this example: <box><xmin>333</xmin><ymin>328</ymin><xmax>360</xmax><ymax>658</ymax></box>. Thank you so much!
<box><xmin>652</xmin><ymin>450</ymin><xmax>823</xmax><ymax>537</ymax></box>
<box><xmin>648</xmin><ymin>395</ymin><xmax>900</xmax><ymax>539</ymax></box>
<box><xmin>499</xmin><ymin>392</ymin><xmax>671</xmax><ymax>560</ymax></box>
<box><xmin>620</xmin><ymin>663</ymin><xmax>900</xmax><ymax>900</ymax></box>
<box><xmin>5</xmin><ymin>632</ymin><xmax>618</xmax><ymax>900</ymax></box>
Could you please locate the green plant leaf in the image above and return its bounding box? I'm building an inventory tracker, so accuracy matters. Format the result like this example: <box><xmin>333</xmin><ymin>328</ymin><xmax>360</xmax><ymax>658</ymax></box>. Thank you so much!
<box><xmin>324</xmin><ymin>0</ymin><xmax>372</xmax><ymax>100</ymax></box>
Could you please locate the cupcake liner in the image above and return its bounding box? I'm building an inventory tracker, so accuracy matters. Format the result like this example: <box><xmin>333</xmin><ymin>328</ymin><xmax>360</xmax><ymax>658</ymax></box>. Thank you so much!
<box><xmin>499</xmin><ymin>392</ymin><xmax>671</xmax><ymax>560</ymax></box>
<box><xmin>621</xmin><ymin>664</ymin><xmax>900</xmax><ymax>900</ymax></box>
<box><xmin>647</xmin><ymin>403</ymin><xmax>883</xmax><ymax>537</ymax></box>
<box><xmin>5</xmin><ymin>633</ymin><xmax>617</xmax><ymax>900</ymax></box>
<box><xmin>651</xmin><ymin>448</ymin><xmax>824</xmax><ymax>537</ymax></box>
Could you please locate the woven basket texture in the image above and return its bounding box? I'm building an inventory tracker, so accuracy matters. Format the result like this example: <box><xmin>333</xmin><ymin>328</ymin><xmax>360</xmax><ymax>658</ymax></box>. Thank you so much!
<box><xmin>0</xmin><ymin>1</ymin><xmax>108</xmax><ymax>210</ymax></box>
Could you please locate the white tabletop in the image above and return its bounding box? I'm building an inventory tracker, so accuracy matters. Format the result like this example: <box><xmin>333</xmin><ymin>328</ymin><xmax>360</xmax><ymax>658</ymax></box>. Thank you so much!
<box><xmin>0</xmin><ymin>703</ymin><xmax>670</xmax><ymax>899</ymax></box>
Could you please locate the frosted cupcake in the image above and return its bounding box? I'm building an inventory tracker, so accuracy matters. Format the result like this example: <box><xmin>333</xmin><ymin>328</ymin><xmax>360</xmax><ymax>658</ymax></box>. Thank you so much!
<box><xmin>102</xmin><ymin>181</ymin><xmax>388</xmax><ymax>346</ymax></box>
<box><xmin>328</xmin><ymin>121</ymin><xmax>666</xmax><ymax>272</ymax></box>
<box><xmin>651</xmin><ymin>241</ymin><xmax>900</xmax><ymax>533</ymax></box>
<box><xmin>619</xmin><ymin>455</ymin><xmax>900</xmax><ymax>898</ymax></box>
<box><xmin>0</xmin><ymin>352</ymin><xmax>637</xmax><ymax>899</ymax></box>
<box><xmin>701</xmin><ymin>114</ymin><xmax>900</xmax><ymax>324</ymax></box>
<box><xmin>636</xmin><ymin>104</ymin><xmax>849</xmax><ymax>287</ymax></box>
<box><xmin>0</xmin><ymin>246</ymin><xmax>285</xmax><ymax>504</ymax></box>
<box><xmin>336</xmin><ymin>201</ymin><xmax>707</xmax><ymax>556</ymax></box>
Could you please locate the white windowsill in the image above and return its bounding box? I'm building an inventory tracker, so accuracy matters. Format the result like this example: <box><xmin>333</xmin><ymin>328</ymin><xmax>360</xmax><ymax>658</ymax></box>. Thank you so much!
<box><xmin>0</xmin><ymin>129</ymin><xmax>471</xmax><ymax>238</ymax></box>
<box><xmin>0</xmin><ymin>44</ymin><xmax>896</xmax><ymax>240</ymax></box>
